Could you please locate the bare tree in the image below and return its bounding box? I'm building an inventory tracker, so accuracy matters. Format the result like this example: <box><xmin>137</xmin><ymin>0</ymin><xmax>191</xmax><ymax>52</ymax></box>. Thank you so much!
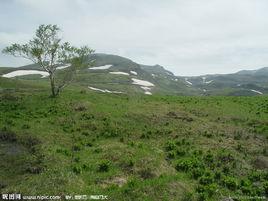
<box><xmin>2</xmin><ymin>24</ymin><xmax>94</xmax><ymax>97</ymax></box>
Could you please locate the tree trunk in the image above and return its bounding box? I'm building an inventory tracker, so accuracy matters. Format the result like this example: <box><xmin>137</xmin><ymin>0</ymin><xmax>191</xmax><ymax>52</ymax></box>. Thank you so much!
<box><xmin>49</xmin><ymin>73</ymin><xmax>56</xmax><ymax>97</ymax></box>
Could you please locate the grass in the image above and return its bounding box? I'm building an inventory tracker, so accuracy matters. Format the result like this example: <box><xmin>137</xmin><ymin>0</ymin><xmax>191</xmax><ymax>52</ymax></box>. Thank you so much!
<box><xmin>0</xmin><ymin>77</ymin><xmax>267</xmax><ymax>200</ymax></box>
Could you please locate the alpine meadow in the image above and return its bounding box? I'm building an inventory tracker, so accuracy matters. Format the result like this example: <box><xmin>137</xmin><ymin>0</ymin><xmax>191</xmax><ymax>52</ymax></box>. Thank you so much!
<box><xmin>1</xmin><ymin>1</ymin><xmax>268</xmax><ymax>201</ymax></box>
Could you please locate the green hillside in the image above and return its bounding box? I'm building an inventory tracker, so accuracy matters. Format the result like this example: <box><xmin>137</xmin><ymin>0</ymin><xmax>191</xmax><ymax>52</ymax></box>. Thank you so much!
<box><xmin>1</xmin><ymin>54</ymin><xmax>268</xmax><ymax>96</ymax></box>
<box><xmin>0</xmin><ymin>77</ymin><xmax>267</xmax><ymax>200</ymax></box>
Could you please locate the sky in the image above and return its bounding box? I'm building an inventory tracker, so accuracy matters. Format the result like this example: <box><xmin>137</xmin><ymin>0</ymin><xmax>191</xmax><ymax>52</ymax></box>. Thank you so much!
<box><xmin>1</xmin><ymin>0</ymin><xmax>268</xmax><ymax>76</ymax></box>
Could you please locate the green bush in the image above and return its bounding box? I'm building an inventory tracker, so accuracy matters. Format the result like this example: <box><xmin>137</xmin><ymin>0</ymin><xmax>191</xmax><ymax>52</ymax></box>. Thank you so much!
<box><xmin>175</xmin><ymin>157</ymin><xmax>203</xmax><ymax>172</ymax></box>
<box><xmin>175</xmin><ymin>159</ymin><xmax>193</xmax><ymax>172</ymax></box>
<box><xmin>72</xmin><ymin>165</ymin><xmax>82</xmax><ymax>174</ymax></box>
<box><xmin>72</xmin><ymin>144</ymin><xmax>82</xmax><ymax>151</ymax></box>
<box><xmin>176</xmin><ymin>148</ymin><xmax>186</xmax><ymax>156</ymax></box>
<box><xmin>263</xmin><ymin>181</ymin><xmax>268</xmax><ymax>195</ymax></box>
<box><xmin>204</xmin><ymin>152</ymin><xmax>214</xmax><ymax>163</ymax></box>
<box><xmin>214</xmin><ymin>171</ymin><xmax>222</xmax><ymax>181</ymax></box>
<box><xmin>248</xmin><ymin>171</ymin><xmax>262</xmax><ymax>182</ymax></box>
<box><xmin>167</xmin><ymin>150</ymin><xmax>176</xmax><ymax>159</ymax></box>
<box><xmin>197</xmin><ymin>192</ymin><xmax>207</xmax><ymax>201</ymax></box>
<box><xmin>138</xmin><ymin>168</ymin><xmax>155</xmax><ymax>179</ymax></box>
<box><xmin>191</xmin><ymin>167</ymin><xmax>204</xmax><ymax>179</ymax></box>
<box><xmin>222</xmin><ymin>176</ymin><xmax>238</xmax><ymax>190</ymax></box>
<box><xmin>199</xmin><ymin>173</ymin><xmax>214</xmax><ymax>185</ymax></box>
<box><xmin>165</xmin><ymin>141</ymin><xmax>176</xmax><ymax>151</ymax></box>
<box><xmin>98</xmin><ymin>160</ymin><xmax>111</xmax><ymax>172</ymax></box>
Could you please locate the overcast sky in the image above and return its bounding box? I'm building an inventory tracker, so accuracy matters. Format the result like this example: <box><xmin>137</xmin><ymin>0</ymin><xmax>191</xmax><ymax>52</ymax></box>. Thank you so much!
<box><xmin>1</xmin><ymin>0</ymin><xmax>268</xmax><ymax>76</ymax></box>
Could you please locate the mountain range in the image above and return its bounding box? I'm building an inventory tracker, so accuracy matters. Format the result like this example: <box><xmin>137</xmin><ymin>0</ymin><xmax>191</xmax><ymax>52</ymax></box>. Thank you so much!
<box><xmin>1</xmin><ymin>53</ymin><xmax>268</xmax><ymax>96</ymax></box>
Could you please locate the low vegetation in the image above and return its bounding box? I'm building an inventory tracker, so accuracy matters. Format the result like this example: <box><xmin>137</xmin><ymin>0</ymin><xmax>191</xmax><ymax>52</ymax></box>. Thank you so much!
<box><xmin>0</xmin><ymin>77</ymin><xmax>267</xmax><ymax>200</ymax></box>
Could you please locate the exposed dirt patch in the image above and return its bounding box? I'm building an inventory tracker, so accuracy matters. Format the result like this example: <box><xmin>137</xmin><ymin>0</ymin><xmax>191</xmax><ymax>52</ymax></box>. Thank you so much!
<box><xmin>166</xmin><ymin>111</ymin><xmax>194</xmax><ymax>122</ymax></box>
<box><xmin>252</xmin><ymin>156</ymin><xmax>268</xmax><ymax>170</ymax></box>
<box><xmin>100</xmin><ymin>176</ymin><xmax>128</xmax><ymax>188</ymax></box>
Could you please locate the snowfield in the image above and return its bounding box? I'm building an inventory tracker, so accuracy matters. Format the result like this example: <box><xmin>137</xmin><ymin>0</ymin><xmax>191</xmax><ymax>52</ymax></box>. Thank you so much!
<box><xmin>131</xmin><ymin>78</ymin><xmax>154</xmax><ymax>87</ymax></box>
<box><xmin>57</xmin><ymin>63</ymin><xmax>71</xmax><ymax>70</ymax></box>
<box><xmin>109</xmin><ymin>72</ymin><xmax>129</xmax><ymax>76</ymax></box>
<box><xmin>131</xmin><ymin>79</ymin><xmax>154</xmax><ymax>95</ymax></box>
<box><xmin>130</xmin><ymin>71</ymin><xmax>137</xmax><ymax>75</ymax></box>
<box><xmin>185</xmin><ymin>78</ymin><xmax>193</xmax><ymax>85</ymax></box>
<box><xmin>140</xmin><ymin>86</ymin><xmax>153</xmax><ymax>95</ymax></box>
<box><xmin>89</xmin><ymin>65</ymin><xmax>113</xmax><ymax>70</ymax></box>
<box><xmin>88</xmin><ymin>86</ymin><xmax>123</xmax><ymax>94</ymax></box>
<box><xmin>2</xmin><ymin>70</ymin><xmax>49</xmax><ymax>78</ymax></box>
<box><xmin>140</xmin><ymin>86</ymin><xmax>151</xmax><ymax>91</ymax></box>
<box><xmin>250</xmin><ymin>89</ymin><xmax>263</xmax><ymax>95</ymax></box>
<box><xmin>205</xmin><ymin>80</ymin><xmax>213</xmax><ymax>84</ymax></box>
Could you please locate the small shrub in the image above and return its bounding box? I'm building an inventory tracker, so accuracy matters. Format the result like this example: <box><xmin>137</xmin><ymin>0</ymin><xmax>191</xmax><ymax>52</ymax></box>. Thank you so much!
<box><xmin>222</xmin><ymin>166</ymin><xmax>230</xmax><ymax>175</ymax></box>
<box><xmin>72</xmin><ymin>144</ymin><xmax>82</xmax><ymax>151</ymax></box>
<box><xmin>72</xmin><ymin>165</ymin><xmax>82</xmax><ymax>174</ymax></box>
<box><xmin>214</xmin><ymin>171</ymin><xmax>222</xmax><ymax>181</ymax></box>
<box><xmin>191</xmin><ymin>167</ymin><xmax>204</xmax><ymax>179</ymax></box>
<box><xmin>81</xmin><ymin>131</ymin><xmax>89</xmax><ymax>136</ymax></box>
<box><xmin>167</xmin><ymin>151</ymin><xmax>176</xmax><ymax>159</ymax></box>
<box><xmin>56</xmin><ymin>148</ymin><xmax>71</xmax><ymax>156</ymax></box>
<box><xmin>182</xmin><ymin>192</ymin><xmax>193</xmax><ymax>201</ymax></box>
<box><xmin>0</xmin><ymin>181</ymin><xmax>7</xmax><ymax>189</ymax></box>
<box><xmin>204</xmin><ymin>152</ymin><xmax>214</xmax><ymax>163</ymax></box>
<box><xmin>165</xmin><ymin>141</ymin><xmax>176</xmax><ymax>151</ymax></box>
<box><xmin>222</xmin><ymin>176</ymin><xmax>238</xmax><ymax>190</ymax></box>
<box><xmin>94</xmin><ymin>148</ymin><xmax>102</xmax><ymax>153</ymax></box>
<box><xmin>175</xmin><ymin>159</ymin><xmax>192</xmax><ymax>172</ymax></box>
<box><xmin>197</xmin><ymin>192</ymin><xmax>207</xmax><ymax>201</ymax></box>
<box><xmin>205</xmin><ymin>183</ymin><xmax>217</xmax><ymax>196</ymax></box>
<box><xmin>138</xmin><ymin>168</ymin><xmax>155</xmax><ymax>180</ymax></box>
<box><xmin>0</xmin><ymin>130</ymin><xmax>17</xmax><ymax>142</ymax></box>
<box><xmin>234</xmin><ymin>132</ymin><xmax>242</xmax><ymax>140</ymax></box>
<box><xmin>217</xmin><ymin>152</ymin><xmax>234</xmax><ymax>163</ymax></box>
<box><xmin>199</xmin><ymin>173</ymin><xmax>214</xmax><ymax>185</ymax></box>
<box><xmin>248</xmin><ymin>171</ymin><xmax>262</xmax><ymax>182</ymax></box>
<box><xmin>236</xmin><ymin>144</ymin><xmax>243</xmax><ymax>151</ymax></box>
<box><xmin>85</xmin><ymin>142</ymin><xmax>93</xmax><ymax>147</ymax></box>
<box><xmin>74</xmin><ymin>104</ymin><xmax>87</xmax><ymax>112</ymax></box>
<box><xmin>140</xmin><ymin>133</ymin><xmax>150</xmax><ymax>139</ymax></box>
<box><xmin>241</xmin><ymin>186</ymin><xmax>252</xmax><ymax>195</ymax></box>
<box><xmin>98</xmin><ymin>160</ymin><xmax>111</xmax><ymax>172</ymax></box>
<box><xmin>82</xmin><ymin>164</ymin><xmax>90</xmax><ymax>171</ymax></box>
<box><xmin>176</xmin><ymin>148</ymin><xmax>186</xmax><ymax>156</ymax></box>
<box><xmin>175</xmin><ymin>158</ymin><xmax>202</xmax><ymax>172</ymax></box>
<box><xmin>26</xmin><ymin>165</ymin><xmax>43</xmax><ymax>174</ymax></box>
<box><xmin>74</xmin><ymin>157</ymin><xmax>80</xmax><ymax>163</ymax></box>
<box><xmin>22</xmin><ymin>124</ymin><xmax>30</xmax><ymax>129</ymax></box>
<box><xmin>20</xmin><ymin>135</ymin><xmax>41</xmax><ymax>149</ymax></box>
<box><xmin>263</xmin><ymin>181</ymin><xmax>268</xmax><ymax>195</ymax></box>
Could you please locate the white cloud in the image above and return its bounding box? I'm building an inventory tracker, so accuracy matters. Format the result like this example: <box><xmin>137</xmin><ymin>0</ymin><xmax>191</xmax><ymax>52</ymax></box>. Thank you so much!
<box><xmin>1</xmin><ymin>0</ymin><xmax>268</xmax><ymax>75</ymax></box>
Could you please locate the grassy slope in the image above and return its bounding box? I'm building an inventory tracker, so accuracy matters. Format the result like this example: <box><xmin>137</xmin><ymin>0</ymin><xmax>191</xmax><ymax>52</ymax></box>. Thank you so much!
<box><xmin>0</xmin><ymin>77</ymin><xmax>267</xmax><ymax>201</ymax></box>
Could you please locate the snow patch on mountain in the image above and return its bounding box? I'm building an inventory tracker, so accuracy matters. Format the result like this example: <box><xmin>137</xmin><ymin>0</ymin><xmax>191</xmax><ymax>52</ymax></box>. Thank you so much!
<box><xmin>2</xmin><ymin>70</ymin><xmax>49</xmax><ymax>78</ymax></box>
<box><xmin>131</xmin><ymin>78</ymin><xmax>154</xmax><ymax>95</ymax></box>
<box><xmin>250</xmin><ymin>89</ymin><xmax>263</xmax><ymax>95</ymax></box>
<box><xmin>57</xmin><ymin>63</ymin><xmax>71</xmax><ymax>70</ymax></box>
<box><xmin>185</xmin><ymin>78</ymin><xmax>193</xmax><ymax>85</ymax></box>
<box><xmin>88</xmin><ymin>86</ymin><xmax>123</xmax><ymax>94</ymax></box>
<box><xmin>89</xmin><ymin>65</ymin><xmax>113</xmax><ymax>70</ymax></box>
<box><xmin>130</xmin><ymin>71</ymin><xmax>137</xmax><ymax>75</ymax></box>
<box><xmin>205</xmin><ymin>80</ymin><xmax>213</xmax><ymax>84</ymax></box>
<box><xmin>132</xmin><ymin>78</ymin><xmax>154</xmax><ymax>87</ymax></box>
<box><xmin>109</xmin><ymin>72</ymin><xmax>129</xmax><ymax>76</ymax></box>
